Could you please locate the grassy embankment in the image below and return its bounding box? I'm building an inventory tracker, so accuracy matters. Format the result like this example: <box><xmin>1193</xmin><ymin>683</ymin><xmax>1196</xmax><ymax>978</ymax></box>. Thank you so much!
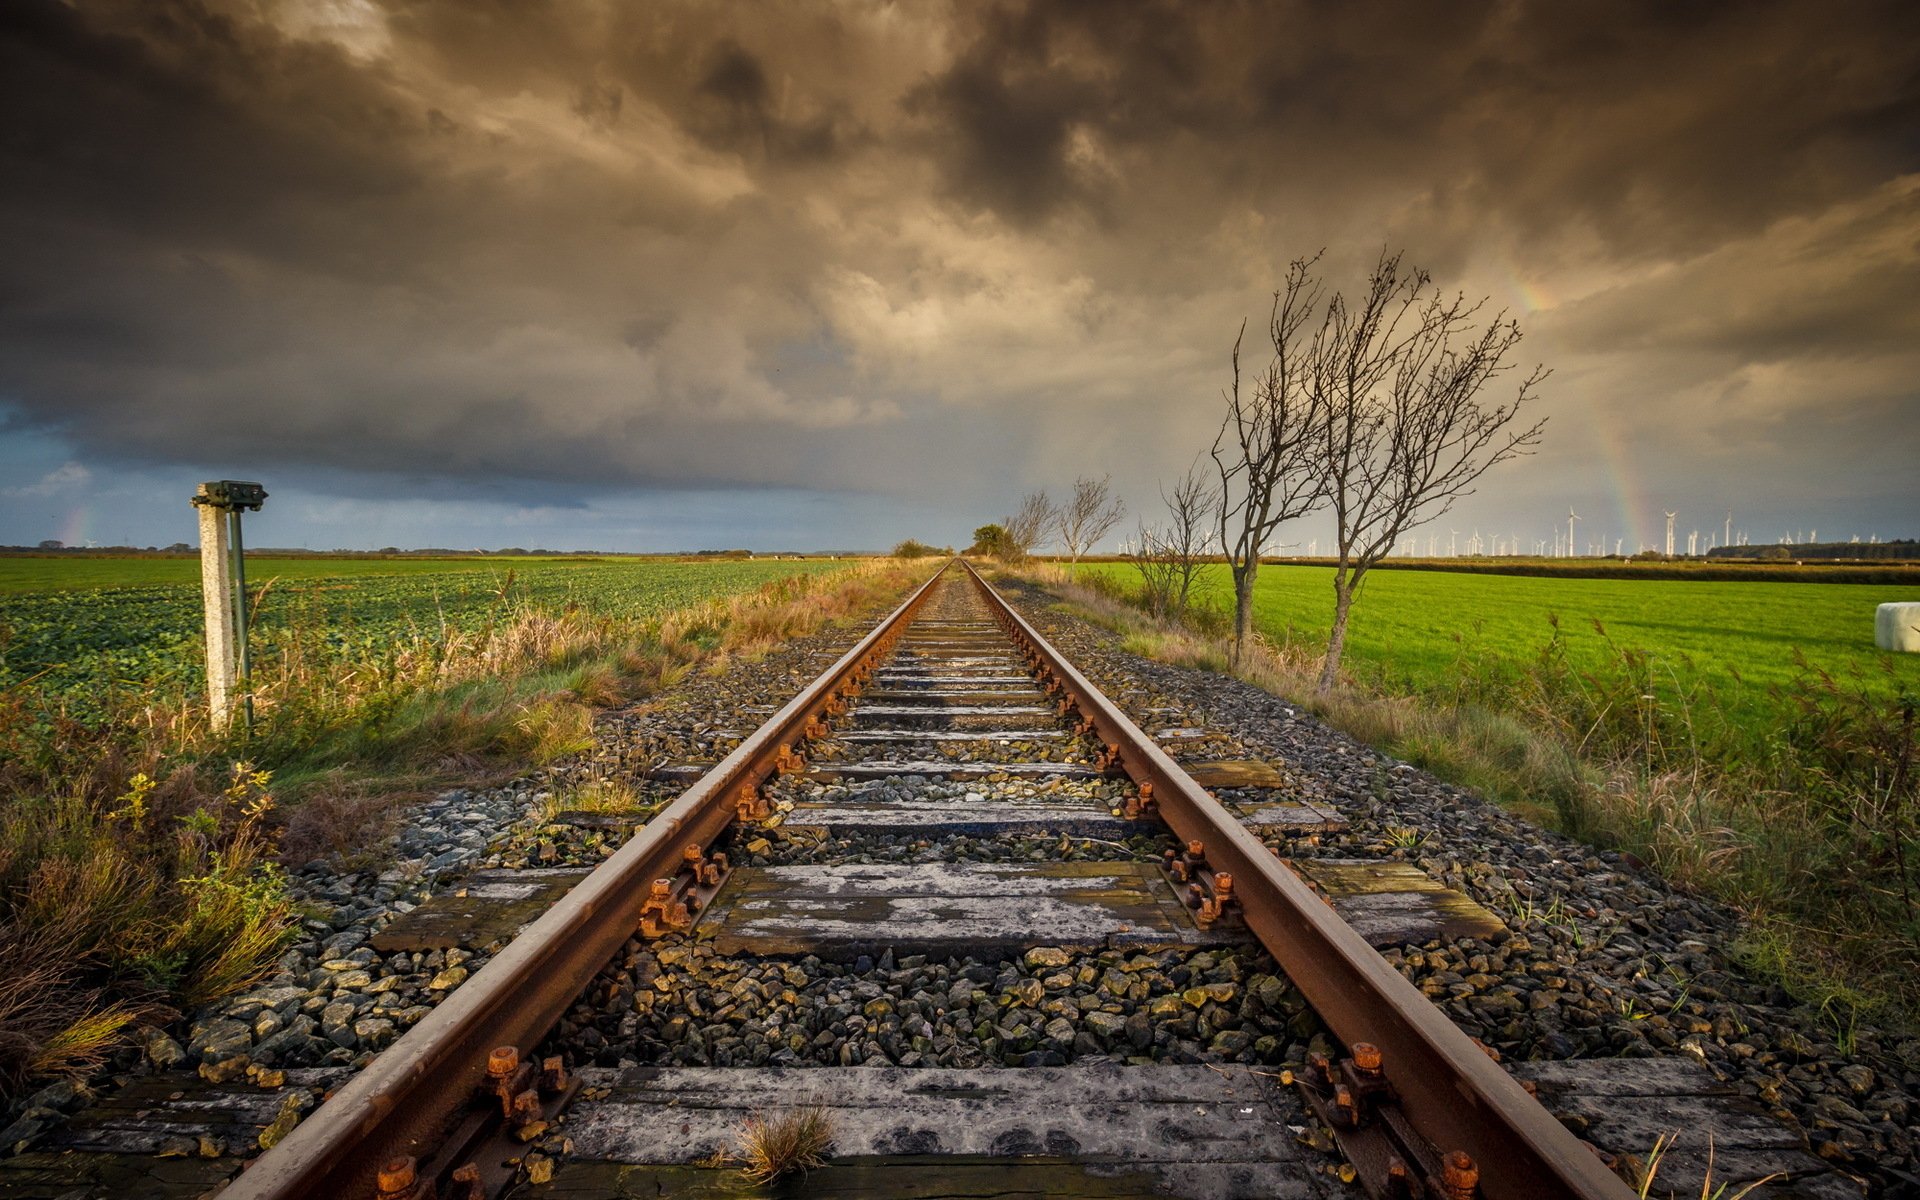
<box><xmin>0</xmin><ymin>555</ymin><xmax>926</xmax><ymax>1096</ymax></box>
<box><xmin>1051</xmin><ymin>560</ymin><xmax>1920</xmax><ymax>1037</ymax></box>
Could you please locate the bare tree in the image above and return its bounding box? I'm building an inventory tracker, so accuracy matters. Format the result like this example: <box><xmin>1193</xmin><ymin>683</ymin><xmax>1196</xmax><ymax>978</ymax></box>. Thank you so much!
<box><xmin>1142</xmin><ymin>463</ymin><xmax>1217</xmax><ymax>619</ymax></box>
<box><xmin>1001</xmin><ymin>489</ymin><xmax>1057</xmax><ymax>562</ymax></box>
<box><xmin>1212</xmin><ymin>257</ymin><xmax>1331</xmax><ymax>663</ymax></box>
<box><xmin>1308</xmin><ymin>250</ymin><xmax>1547</xmax><ymax>692</ymax></box>
<box><xmin>1127</xmin><ymin>522</ymin><xmax>1181</xmax><ymax>619</ymax></box>
<box><xmin>1054</xmin><ymin>475</ymin><xmax>1127</xmax><ymax>574</ymax></box>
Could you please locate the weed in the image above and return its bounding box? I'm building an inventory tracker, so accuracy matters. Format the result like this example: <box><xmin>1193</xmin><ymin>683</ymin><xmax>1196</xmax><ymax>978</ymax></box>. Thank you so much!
<box><xmin>538</xmin><ymin>780</ymin><xmax>652</xmax><ymax>823</ymax></box>
<box><xmin>0</xmin><ymin>557</ymin><xmax>925</xmax><ymax>1098</ymax></box>
<box><xmin>1023</xmin><ymin>563</ymin><xmax>1920</xmax><ymax>1031</ymax></box>
<box><xmin>1382</xmin><ymin>824</ymin><xmax>1429</xmax><ymax>851</ymax></box>
<box><xmin>737</xmin><ymin>1105</ymin><xmax>834</xmax><ymax>1184</ymax></box>
<box><xmin>1634</xmin><ymin>1129</ymin><xmax>1781</xmax><ymax>1199</ymax></box>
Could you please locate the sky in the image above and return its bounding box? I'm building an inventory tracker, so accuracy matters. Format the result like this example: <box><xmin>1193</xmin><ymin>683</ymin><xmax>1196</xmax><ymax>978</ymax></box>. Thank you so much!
<box><xmin>1</xmin><ymin>0</ymin><xmax>1917</xmax><ymax>554</ymax></box>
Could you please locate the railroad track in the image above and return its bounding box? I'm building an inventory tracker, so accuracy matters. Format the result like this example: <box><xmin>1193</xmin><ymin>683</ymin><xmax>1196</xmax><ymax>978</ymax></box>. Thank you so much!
<box><xmin>14</xmin><ymin>560</ymin><xmax>1860</xmax><ymax>1200</ymax></box>
<box><xmin>191</xmin><ymin>560</ymin><xmax>1620</xmax><ymax>1198</ymax></box>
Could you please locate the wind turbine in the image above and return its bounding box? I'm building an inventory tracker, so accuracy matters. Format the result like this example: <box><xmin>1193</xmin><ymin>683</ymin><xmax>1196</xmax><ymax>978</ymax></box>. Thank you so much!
<box><xmin>1567</xmin><ymin>509</ymin><xmax>1580</xmax><ymax>558</ymax></box>
<box><xmin>1724</xmin><ymin>510</ymin><xmax>1732</xmax><ymax>547</ymax></box>
<box><xmin>1449</xmin><ymin>529</ymin><xmax>1458</xmax><ymax>557</ymax></box>
<box><xmin>1664</xmin><ymin>511</ymin><xmax>1676</xmax><ymax>557</ymax></box>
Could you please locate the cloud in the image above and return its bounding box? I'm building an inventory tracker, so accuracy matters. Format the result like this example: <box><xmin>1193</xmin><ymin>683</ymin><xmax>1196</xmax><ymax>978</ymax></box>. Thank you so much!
<box><xmin>4</xmin><ymin>461</ymin><xmax>90</xmax><ymax>497</ymax></box>
<box><xmin>0</xmin><ymin>0</ymin><xmax>1914</xmax><ymax>545</ymax></box>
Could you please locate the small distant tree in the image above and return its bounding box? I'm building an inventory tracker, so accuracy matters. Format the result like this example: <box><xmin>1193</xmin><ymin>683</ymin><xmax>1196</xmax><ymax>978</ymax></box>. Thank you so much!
<box><xmin>1053</xmin><ymin>475</ymin><xmax>1126</xmax><ymax>575</ymax></box>
<box><xmin>1001</xmin><ymin>490</ymin><xmax>1057</xmax><ymax>562</ymax></box>
<box><xmin>1307</xmin><ymin>250</ymin><xmax>1547</xmax><ymax>692</ymax></box>
<box><xmin>892</xmin><ymin>539</ymin><xmax>943</xmax><ymax>559</ymax></box>
<box><xmin>36</xmin><ymin>539</ymin><xmax>62</xmax><ymax>551</ymax></box>
<box><xmin>969</xmin><ymin>523</ymin><xmax>1011</xmax><ymax>558</ymax></box>
<box><xmin>1128</xmin><ymin>464</ymin><xmax>1216</xmax><ymax>620</ymax></box>
<box><xmin>1212</xmin><ymin>259</ymin><xmax>1331</xmax><ymax>664</ymax></box>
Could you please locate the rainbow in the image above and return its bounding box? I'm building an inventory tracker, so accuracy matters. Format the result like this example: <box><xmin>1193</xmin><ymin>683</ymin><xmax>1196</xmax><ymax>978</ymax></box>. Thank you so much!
<box><xmin>56</xmin><ymin>505</ymin><xmax>90</xmax><ymax>547</ymax></box>
<box><xmin>1585</xmin><ymin>412</ymin><xmax>1648</xmax><ymax>552</ymax></box>
<box><xmin>1500</xmin><ymin>265</ymin><xmax>1647</xmax><ymax>552</ymax></box>
<box><xmin>1502</xmin><ymin>271</ymin><xmax>1557</xmax><ymax>316</ymax></box>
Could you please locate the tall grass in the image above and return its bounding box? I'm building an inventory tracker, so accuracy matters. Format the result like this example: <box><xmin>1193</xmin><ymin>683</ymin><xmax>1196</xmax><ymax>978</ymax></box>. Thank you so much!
<box><xmin>0</xmin><ymin>559</ymin><xmax>922</xmax><ymax>1097</ymax></box>
<box><xmin>1019</xmin><ymin>565</ymin><xmax>1920</xmax><ymax>1032</ymax></box>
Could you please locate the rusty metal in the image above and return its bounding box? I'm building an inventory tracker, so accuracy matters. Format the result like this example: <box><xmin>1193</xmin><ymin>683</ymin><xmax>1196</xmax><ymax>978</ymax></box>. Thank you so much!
<box><xmin>221</xmin><ymin>562</ymin><xmax>950</xmax><ymax>1200</ymax></box>
<box><xmin>373</xmin><ymin>1158</ymin><xmax>428</xmax><ymax>1200</ymax></box>
<box><xmin>1164</xmin><ymin>838</ymin><xmax>1207</xmax><ymax>883</ymax></box>
<box><xmin>682</xmin><ymin>843</ymin><xmax>727</xmax><ymax>886</ymax></box>
<box><xmin>636</xmin><ymin>878</ymin><xmax>690</xmax><ymax>937</ymax></box>
<box><xmin>1442</xmin><ymin>1151</ymin><xmax>1481</xmax><ymax>1200</ymax></box>
<box><xmin>959</xmin><ymin>561</ymin><xmax>1631</xmax><ymax>1200</ymax></box>
<box><xmin>1191</xmin><ymin>871</ymin><xmax>1235</xmax><ymax>927</ymax></box>
<box><xmin>732</xmin><ymin>782</ymin><xmax>769</xmax><ymax>822</ymax></box>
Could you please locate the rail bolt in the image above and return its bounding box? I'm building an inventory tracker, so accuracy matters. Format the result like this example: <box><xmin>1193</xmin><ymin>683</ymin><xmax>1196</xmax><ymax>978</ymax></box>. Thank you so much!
<box><xmin>487</xmin><ymin>1046</ymin><xmax>519</xmax><ymax>1079</ymax></box>
<box><xmin>376</xmin><ymin>1157</ymin><xmax>417</xmax><ymax>1198</ymax></box>
<box><xmin>1440</xmin><ymin>1150</ymin><xmax>1480</xmax><ymax>1199</ymax></box>
<box><xmin>1124</xmin><ymin>781</ymin><xmax>1156</xmax><ymax>820</ymax></box>
<box><xmin>1351</xmin><ymin>1042</ymin><xmax>1381</xmax><ymax>1074</ymax></box>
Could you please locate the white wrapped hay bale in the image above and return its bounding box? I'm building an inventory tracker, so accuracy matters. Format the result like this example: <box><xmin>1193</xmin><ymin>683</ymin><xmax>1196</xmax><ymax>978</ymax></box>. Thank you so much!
<box><xmin>1877</xmin><ymin>602</ymin><xmax>1920</xmax><ymax>652</ymax></box>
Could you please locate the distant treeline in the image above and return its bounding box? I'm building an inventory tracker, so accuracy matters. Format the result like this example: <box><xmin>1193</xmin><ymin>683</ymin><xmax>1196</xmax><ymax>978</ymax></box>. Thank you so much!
<box><xmin>0</xmin><ymin>546</ymin><xmax>854</xmax><ymax>559</ymax></box>
<box><xmin>1705</xmin><ymin>539</ymin><xmax>1917</xmax><ymax>563</ymax></box>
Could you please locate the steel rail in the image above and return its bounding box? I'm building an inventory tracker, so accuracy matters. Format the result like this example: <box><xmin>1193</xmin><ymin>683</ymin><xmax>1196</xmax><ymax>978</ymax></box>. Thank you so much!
<box><xmin>962</xmin><ymin>560</ymin><xmax>1633</xmax><ymax>1200</ymax></box>
<box><xmin>220</xmin><ymin>561</ymin><xmax>951</xmax><ymax>1200</ymax></box>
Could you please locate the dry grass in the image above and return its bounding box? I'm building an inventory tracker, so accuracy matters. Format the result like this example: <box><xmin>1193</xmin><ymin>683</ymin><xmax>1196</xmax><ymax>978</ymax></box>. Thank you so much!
<box><xmin>0</xmin><ymin>559</ymin><xmax>929</xmax><ymax>1097</ymax></box>
<box><xmin>1633</xmin><ymin>1130</ymin><xmax>1781</xmax><ymax>1199</ymax></box>
<box><xmin>536</xmin><ymin>779</ymin><xmax>652</xmax><ymax>823</ymax></box>
<box><xmin>0</xmin><ymin>759</ymin><xmax>294</xmax><ymax>1091</ymax></box>
<box><xmin>1017</xmin><ymin>564</ymin><xmax>1920</xmax><ymax>1033</ymax></box>
<box><xmin>736</xmin><ymin>1105</ymin><xmax>834</xmax><ymax>1184</ymax></box>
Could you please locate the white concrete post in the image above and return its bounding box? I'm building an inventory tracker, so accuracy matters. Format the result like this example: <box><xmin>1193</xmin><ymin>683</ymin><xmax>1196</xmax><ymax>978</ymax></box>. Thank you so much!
<box><xmin>197</xmin><ymin>491</ymin><xmax>239</xmax><ymax>728</ymax></box>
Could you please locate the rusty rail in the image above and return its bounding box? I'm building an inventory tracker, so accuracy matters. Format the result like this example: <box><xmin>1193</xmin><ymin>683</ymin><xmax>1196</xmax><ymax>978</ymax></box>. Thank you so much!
<box><xmin>962</xmin><ymin>560</ymin><xmax>1633</xmax><ymax>1200</ymax></box>
<box><xmin>219</xmin><ymin>561</ymin><xmax>950</xmax><ymax>1200</ymax></box>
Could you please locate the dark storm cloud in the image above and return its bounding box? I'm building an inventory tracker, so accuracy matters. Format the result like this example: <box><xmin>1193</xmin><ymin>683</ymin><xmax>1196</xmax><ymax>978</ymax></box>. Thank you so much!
<box><xmin>0</xmin><ymin>0</ymin><xmax>1915</xmax><ymax>533</ymax></box>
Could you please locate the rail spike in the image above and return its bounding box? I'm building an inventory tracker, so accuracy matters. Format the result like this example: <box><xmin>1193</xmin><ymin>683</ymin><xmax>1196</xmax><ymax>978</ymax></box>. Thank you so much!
<box><xmin>1192</xmin><ymin>872</ymin><xmax>1235</xmax><ymax>927</ymax></box>
<box><xmin>638</xmin><ymin>878</ymin><xmax>691</xmax><ymax>938</ymax></box>
<box><xmin>374</xmin><ymin>1157</ymin><xmax>431</xmax><ymax>1200</ymax></box>
<box><xmin>734</xmin><ymin>783</ymin><xmax>770</xmax><ymax>822</ymax></box>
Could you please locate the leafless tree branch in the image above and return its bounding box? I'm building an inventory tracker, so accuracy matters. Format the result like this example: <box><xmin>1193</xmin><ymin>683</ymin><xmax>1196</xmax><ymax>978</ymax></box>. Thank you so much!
<box><xmin>1211</xmin><ymin>254</ymin><xmax>1331</xmax><ymax>662</ymax></box>
<box><xmin>1055</xmin><ymin>475</ymin><xmax>1127</xmax><ymax>573</ymax></box>
<box><xmin>1001</xmin><ymin>489</ymin><xmax>1058</xmax><ymax>563</ymax></box>
<box><xmin>1308</xmin><ymin>249</ymin><xmax>1549</xmax><ymax>691</ymax></box>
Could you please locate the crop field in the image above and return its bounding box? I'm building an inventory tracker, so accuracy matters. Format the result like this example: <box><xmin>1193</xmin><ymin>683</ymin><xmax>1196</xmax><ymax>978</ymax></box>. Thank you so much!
<box><xmin>1087</xmin><ymin>561</ymin><xmax>1920</xmax><ymax>737</ymax></box>
<box><xmin>0</xmin><ymin>556</ymin><xmax>851</xmax><ymax>711</ymax></box>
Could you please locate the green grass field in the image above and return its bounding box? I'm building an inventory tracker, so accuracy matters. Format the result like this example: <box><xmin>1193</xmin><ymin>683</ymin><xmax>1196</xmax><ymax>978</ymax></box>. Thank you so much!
<box><xmin>1088</xmin><ymin>562</ymin><xmax>1920</xmax><ymax>735</ymax></box>
<box><xmin>0</xmin><ymin>553</ymin><xmax>791</xmax><ymax>593</ymax></box>
<box><xmin>0</xmin><ymin>556</ymin><xmax>850</xmax><ymax>710</ymax></box>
